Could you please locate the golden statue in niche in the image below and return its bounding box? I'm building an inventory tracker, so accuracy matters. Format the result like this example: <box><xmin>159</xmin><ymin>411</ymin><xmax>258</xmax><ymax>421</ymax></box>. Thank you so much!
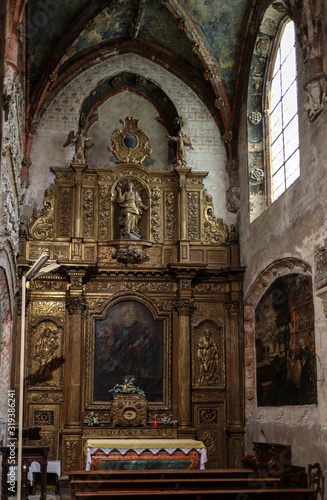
<box><xmin>197</xmin><ymin>329</ymin><xmax>219</xmax><ymax>384</ymax></box>
<box><xmin>167</xmin><ymin>129</ymin><xmax>194</xmax><ymax>166</ymax></box>
<box><xmin>116</xmin><ymin>181</ymin><xmax>148</xmax><ymax>239</ymax></box>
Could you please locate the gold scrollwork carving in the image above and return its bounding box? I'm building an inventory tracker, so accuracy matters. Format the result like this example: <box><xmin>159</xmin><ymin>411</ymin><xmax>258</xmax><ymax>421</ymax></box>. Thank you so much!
<box><xmin>99</xmin><ymin>185</ymin><xmax>110</xmax><ymax>241</ymax></box>
<box><xmin>188</xmin><ymin>192</ymin><xmax>198</xmax><ymax>240</ymax></box>
<box><xmin>83</xmin><ymin>189</ymin><xmax>94</xmax><ymax>237</ymax></box>
<box><xmin>28</xmin><ymin>186</ymin><xmax>55</xmax><ymax>240</ymax></box>
<box><xmin>151</xmin><ymin>187</ymin><xmax>161</xmax><ymax>243</ymax></box>
<box><xmin>26</xmin><ymin>392</ymin><xmax>64</xmax><ymax>402</ymax></box>
<box><xmin>203</xmin><ymin>191</ymin><xmax>228</xmax><ymax>245</ymax></box>
<box><xmin>66</xmin><ymin>296</ymin><xmax>87</xmax><ymax>314</ymax></box>
<box><xmin>194</xmin><ymin>283</ymin><xmax>225</xmax><ymax>293</ymax></box>
<box><xmin>29</xmin><ymin>245</ymin><xmax>51</xmax><ymax>259</ymax></box>
<box><xmin>108</xmin><ymin>117</ymin><xmax>152</xmax><ymax>164</ymax></box>
<box><xmin>34</xmin><ymin>410</ymin><xmax>55</xmax><ymax>426</ymax></box>
<box><xmin>53</xmin><ymin>246</ymin><xmax>69</xmax><ymax>260</ymax></box>
<box><xmin>166</xmin><ymin>192</ymin><xmax>177</xmax><ymax>240</ymax></box>
<box><xmin>85</xmin><ymin>280</ymin><xmax>174</xmax><ymax>293</ymax></box>
<box><xmin>59</xmin><ymin>187</ymin><xmax>71</xmax><ymax>237</ymax></box>
<box><xmin>65</xmin><ymin>441</ymin><xmax>79</xmax><ymax>471</ymax></box>
<box><xmin>174</xmin><ymin>298</ymin><xmax>195</xmax><ymax>316</ymax></box>
<box><xmin>154</xmin><ymin>299</ymin><xmax>174</xmax><ymax>312</ymax></box>
<box><xmin>201</xmin><ymin>430</ymin><xmax>218</xmax><ymax>456</ymax></box>
<box><xmin>31</xmin><ymin>301</ymin><xmax>65</xmax><ymax>320</ymax></box>
<box><xmin>87</xmin><ymin>298</ymin><xmax>106</xmax><ymax>310</ymax></box>
<box><xmin>198</xmin><ymin>408</ymin><xmax>218</xmax><ymax>425</ymax></box>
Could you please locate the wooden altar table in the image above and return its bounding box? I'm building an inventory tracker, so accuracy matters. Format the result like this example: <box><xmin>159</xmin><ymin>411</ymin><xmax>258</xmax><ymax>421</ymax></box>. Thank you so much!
<box><xmin>85</xmin><ymin>439</ymin><xmax>207</xmax><ymax>471</ymax></box>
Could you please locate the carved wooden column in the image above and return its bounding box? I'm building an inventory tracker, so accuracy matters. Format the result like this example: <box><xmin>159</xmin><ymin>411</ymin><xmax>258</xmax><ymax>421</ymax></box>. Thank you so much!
<box><xmin>172</xmin><ymin>266</ymin><xmax>198</xmax><ymax>437</ymax></box>
<box><xmin>175</xmin><ymin>167</ymin><xmax>191</xmax><ymax>262</ymax></box>
<box><xmin>65</xmin><ymin>293</ymin><xmax>86</xmax><ymax>427</ymax></box>
<box><xmin>61</xmin><ymin>281</ymin><xmax>86</xmax><ymax>474</ymax></box>
<box><xmin>226</xmin><ymin>300</ymin><xmax>244</xmax><ymax>468</ymax></box>
<box><xmin>71</xmin><ymin>164</ymin><xmax>86</xmax><ymax>238</ymax></box>
<box><xmin>175</xmin><ymin>297</ymin><xmax>195</xmax><ymax>434</ymax></box>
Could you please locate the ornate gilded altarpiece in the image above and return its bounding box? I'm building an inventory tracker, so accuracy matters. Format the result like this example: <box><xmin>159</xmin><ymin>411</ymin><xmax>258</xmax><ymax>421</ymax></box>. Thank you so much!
<box><xmin>16</xmin><ymin>119</ymin><xmax>244</xmax><ymax>474</ymax></box>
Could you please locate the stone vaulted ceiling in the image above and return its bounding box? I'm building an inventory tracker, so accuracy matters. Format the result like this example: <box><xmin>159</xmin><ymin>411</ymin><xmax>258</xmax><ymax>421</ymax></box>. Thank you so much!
<box><xmin>26</xmin><ymin>0</ymin><xmax>254</xmax><ymax>158</ymax></box>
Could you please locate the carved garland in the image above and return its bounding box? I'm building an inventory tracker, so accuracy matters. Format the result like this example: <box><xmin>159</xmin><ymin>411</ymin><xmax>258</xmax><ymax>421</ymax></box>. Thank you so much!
<box><xmin>151</xmin><ymin>187</ymin><xmax>161</xmax><ymax>243</ymax></box>
<box><xmin>99</xmin><ymin>185</ymin><xmax>110</xmax><ymax>241</ymax></box>
<box><xmin>188</xmin><ymin>192</ymin><xmax>198</xmax><ymax>240</ymax></box>
<box><xmin>166</xmin><ymin>192</ymin><xmax>177</xmax><ymax>240</ymax></box>
<box><xmin>83</xmin><ymin>188</ymin><xmax>94</xmax><ymax>237</ymax></box>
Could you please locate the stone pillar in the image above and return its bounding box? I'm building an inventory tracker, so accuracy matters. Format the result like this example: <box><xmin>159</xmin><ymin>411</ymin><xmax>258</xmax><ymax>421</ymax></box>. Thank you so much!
<box><xmin>65</xmin><ymin>292</ymin><xmax>86</xmax><ymax>428</ymax></box>
<box><xmin>174</xmin><ymin>297</ymin><xmax>195</xmax><ymax>433</ymax></box>
<box><xmin>225</xmin><ymin>300</ymin><xmax>244</xmax><ymax>468</ymax></box>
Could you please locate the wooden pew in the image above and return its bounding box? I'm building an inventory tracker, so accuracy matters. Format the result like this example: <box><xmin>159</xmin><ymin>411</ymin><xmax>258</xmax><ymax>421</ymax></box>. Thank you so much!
<box><xmin>68</xmin><ymin>469</ymin><xmax>317</xmax><ymax>500</ymax></box>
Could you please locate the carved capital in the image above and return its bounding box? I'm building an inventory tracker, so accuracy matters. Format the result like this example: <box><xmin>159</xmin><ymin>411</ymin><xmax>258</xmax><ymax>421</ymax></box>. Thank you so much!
<box><xmin>174</xmin><ymin>298</ymin><xmax>195</xmax><ymax>316</ymax></box>
<box><xmin>226</xmin><ymin>301</ymin><xmax>239</xmax><ymax>317</ymax></box>
<box><xmin>66</xmin><ymin>296</ymin><xmax>86</xmax><ymax>314</ymax></box>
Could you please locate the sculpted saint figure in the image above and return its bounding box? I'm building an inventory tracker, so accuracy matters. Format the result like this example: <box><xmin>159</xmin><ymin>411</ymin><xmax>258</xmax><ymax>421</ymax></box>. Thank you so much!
<box><xmin>63</xmin><ymin>128</ymin><xmax>92</xmax><ymax>163</ymax></box>
<box><xmin>167</xmin><ymin>130</ymin><xmax>194</xmax><ymax>166</ymax></box>
<box><xmin>116</xmin><ymin>181</ymin><xmax>148</xmax><ymax>239</ymax></box>
<box><xmin>34</xmin><ymin>328</ymin><xmax>59</xmax><ymax>370</ymax></box>
<box><xmin>197</xmin><ymin>329</ymin><xmax>219</xmax><ymax>384</ymax></box>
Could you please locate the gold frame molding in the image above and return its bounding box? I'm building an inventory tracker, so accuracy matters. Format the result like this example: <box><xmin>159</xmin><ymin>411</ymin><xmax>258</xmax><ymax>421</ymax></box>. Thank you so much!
<box><xmin>84</xmin><ymin>291</ymin><xmax>171</xmax><ymax>411</ymax></box>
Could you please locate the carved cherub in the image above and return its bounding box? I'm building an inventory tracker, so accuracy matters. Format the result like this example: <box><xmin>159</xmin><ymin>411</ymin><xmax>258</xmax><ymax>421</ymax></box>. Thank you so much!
<box><xmin>167</xmin><ymin>129</ymin><xmax>194</xmax><ymax>166</ymax></box>
<box><xmin>63</xmin><ymin>128</ymin><xmax>92</xmax><ymax>163</ymax></box>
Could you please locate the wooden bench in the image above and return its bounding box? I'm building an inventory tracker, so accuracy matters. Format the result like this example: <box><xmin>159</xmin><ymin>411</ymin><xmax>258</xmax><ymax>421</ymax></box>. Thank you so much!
<box><xmin>68</xmin><ymin>469</ymin><xmax>318</xmax><ymax>499</ymax></box>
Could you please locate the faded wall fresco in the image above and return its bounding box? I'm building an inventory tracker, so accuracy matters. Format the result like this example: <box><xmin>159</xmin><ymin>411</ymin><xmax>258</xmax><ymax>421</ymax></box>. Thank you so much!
<box><xmin>255</xmin><ymin>273</ymin><xmax>317</xmax><ymax>406</ymax></box>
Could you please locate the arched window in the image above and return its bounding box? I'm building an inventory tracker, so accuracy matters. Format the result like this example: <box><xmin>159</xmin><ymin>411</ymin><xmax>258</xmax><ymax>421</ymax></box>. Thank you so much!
<box><xmin>268</xmin><ymin>20</ymin><xmax>300</xmax><ymax>201</ymax></box>
<box><xmin>247</xmin><ymin>6</ymin><xmax>300</xmax><ymax>221</ymax></box>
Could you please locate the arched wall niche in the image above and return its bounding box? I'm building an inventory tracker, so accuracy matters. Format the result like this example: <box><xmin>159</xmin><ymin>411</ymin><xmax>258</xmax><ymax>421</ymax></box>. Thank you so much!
<box><xmin>110</xmin><ymin>175</ymin><xmax>150</xmax><ymax>241</ymax></box>
<box><xmin>244</xmin><ymin>257</ymin><xmax>312</xmax><ymax>417</ymax></box>
<box><xmin>84</xmin><ymin>291</ymin><xmax>172</xmax><ymax>412</ymax></box>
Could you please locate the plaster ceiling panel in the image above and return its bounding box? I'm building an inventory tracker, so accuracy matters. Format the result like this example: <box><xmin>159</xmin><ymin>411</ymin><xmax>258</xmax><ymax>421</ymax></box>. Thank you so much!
<box><xmin>74</xmin><ymin>1</ymin><xmax>135</xmax><ymax>54</ymax></box>
<box><xmin>138</xmin><ymin>1</ymin><xmax>203</xmax><ymax>73</ymax></box>
<box><xmin>28</xmin><ymin>0</ymin><xmax>92</xmax><ymax>91</ymax></box>
<box><xmin>176</xmin><ymin>0</ymin><xmax>252</xmax><ymax>99</ymax></box>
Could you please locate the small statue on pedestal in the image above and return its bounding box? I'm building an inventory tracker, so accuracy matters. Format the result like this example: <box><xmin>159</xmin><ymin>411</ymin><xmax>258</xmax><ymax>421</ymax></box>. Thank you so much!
<box><xmin>63</xmin><ymin>128</ymin><xmax>92</xmax><ymax>163</ymax></box>
<box><xmin>116</xmin><ymin>181</ymin><xmax>148</xmax><ymax>239</ymax></box>
<box><xmin>167</xmin><ymin>129</ymin><xmax>194</xmax><ymax>166</ymax></box>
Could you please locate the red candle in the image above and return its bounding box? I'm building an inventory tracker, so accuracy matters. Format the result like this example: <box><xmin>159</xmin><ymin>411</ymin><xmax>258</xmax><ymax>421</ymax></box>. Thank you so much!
<box><xmin>153</xmin><ymin>417</ymin><xmax>157</xmax><ymax>428</ymax></box>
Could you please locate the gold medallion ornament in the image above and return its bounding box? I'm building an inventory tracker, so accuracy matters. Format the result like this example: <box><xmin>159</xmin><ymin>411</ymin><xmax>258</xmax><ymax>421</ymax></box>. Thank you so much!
<box><xmin>108</xmin><ymin>117</ymin><xmax>152</xmax><ymax>164</ymax></box>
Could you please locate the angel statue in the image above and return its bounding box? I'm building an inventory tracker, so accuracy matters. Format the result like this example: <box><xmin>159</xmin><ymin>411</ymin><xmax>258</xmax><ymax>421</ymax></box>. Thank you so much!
<box><xmin>167</xmin><ymin>129</ymin><xmax>194</xmax><ymax>166</ymax></box>
<box><xmin>63</xmin><ymin>128</ymin><xmax>92</xmax><ymax>164</ymax></box>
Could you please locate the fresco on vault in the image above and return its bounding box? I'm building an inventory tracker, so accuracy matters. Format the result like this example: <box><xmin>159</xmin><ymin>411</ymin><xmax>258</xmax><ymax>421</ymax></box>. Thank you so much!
<box><xmin>94</xmin><ymin>300</ymin><xmax>163</xmax><ymax>403</ymax></box>
<box><xmin>255</xmin><ymin>273</ymin><xmax>317</xmax><ymax>406</ymax></box>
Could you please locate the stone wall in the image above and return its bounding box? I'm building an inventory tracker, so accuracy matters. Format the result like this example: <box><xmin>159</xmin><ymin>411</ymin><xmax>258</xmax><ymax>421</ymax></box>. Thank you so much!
<box><xmin>239</xmin><ymin>16</ymin><xmax>327</xmax><ymax>484</ymax></box>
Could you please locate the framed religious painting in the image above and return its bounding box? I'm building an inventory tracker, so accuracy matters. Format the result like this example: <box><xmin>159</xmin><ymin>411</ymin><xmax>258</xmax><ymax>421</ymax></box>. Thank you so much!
<box><xmin>84</xmin><ymin>296</ymin><xmax>171</xmax><ymax>411</ymax></box>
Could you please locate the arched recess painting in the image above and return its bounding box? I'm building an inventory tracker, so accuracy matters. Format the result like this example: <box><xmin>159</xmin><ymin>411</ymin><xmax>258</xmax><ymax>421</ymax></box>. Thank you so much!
<box><xmin>255</xmin><ymin>273</ymin><xmax>317</xmax><ymax>406</ymax></box>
